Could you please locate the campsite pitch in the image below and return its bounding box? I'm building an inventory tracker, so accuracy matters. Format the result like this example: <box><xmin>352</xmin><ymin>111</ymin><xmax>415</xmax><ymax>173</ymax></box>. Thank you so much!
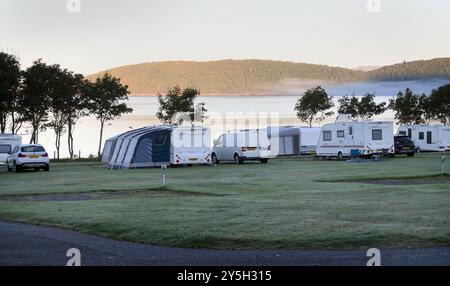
<box><xmin>0</xmin><ymin>152</ymin><xmax>449</xmax><ymax>250</ymax></box>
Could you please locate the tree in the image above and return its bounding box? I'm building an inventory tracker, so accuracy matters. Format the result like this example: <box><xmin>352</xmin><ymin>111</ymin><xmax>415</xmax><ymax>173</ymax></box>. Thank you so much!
<box><xmin>45</xmin><ymin>68</ymin><xmax>87</xmax><ymax>159</ymax></box>
<box><xmin>337</xmin><ymin>94</ymin><xmax>359</xmax><ymax>119</ymax></box>
<box><xmin>21</xmin><ymin>59</ymin><xmax>59</xmax><ymax>143</ymax></box>
<box><xmin>87</xmin><ymin>72</ymin><xmax>132</xmax><ymax>157</ymax></box>
<box><xmin>294</xmin><ymin>86</ymin><xmax>334</xmax><ymax>127</ymax></box>
<box><xmin>64</xmin><ymin>73</ymin><xmax>89</xmax><ymax>159</ymax></box>
<box><xmin>389</xmin><ymin>88</ymin><xmax>425</xmax><ymax>124</ymax></box>
<box><xmin>0</xmin><ymin>52</ymin><xmax>21</xmax><ymax>134</ymax></box>
<box><xmin>426</xmin><ymin>83</ymin><xmax>450</xmax><ymax>125</ymax></box>
<box><xmin>156</xmin><ymin>86</ymin><xmax>204</xmax><ymax>124</ymax></box>
<box><xmin>338</xmin><ymin>93</ymin><xmax>387</xmax><ymax>120</ymax></box>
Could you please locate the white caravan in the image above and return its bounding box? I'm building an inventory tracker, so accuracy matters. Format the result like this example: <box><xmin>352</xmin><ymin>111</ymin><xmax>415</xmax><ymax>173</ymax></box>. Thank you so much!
<box><xmin>0</xmin><ymin>134</ymin><xmax>22</xmax><ymax>165</ymax></box>
<box><xmin>397</xmin><ymin>125</ymin><xmax>450</xmax><ymax>152</ymax></box>
<box><xmin>211</xmin><ymin>129</ymin><xmax>271</xmax><ymax>164</ymax></box>
<box><xmin>316</xmin><ymin>115</ymin><xmax>394</xmax><ymax>159</ymax></box>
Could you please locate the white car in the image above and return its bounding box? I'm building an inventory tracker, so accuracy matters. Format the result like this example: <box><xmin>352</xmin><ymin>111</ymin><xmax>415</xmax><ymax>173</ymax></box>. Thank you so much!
<box><xmin>211</xmin><ymin>129</ymin><xmax>271</xmax><ymax>164</ymax></box>
<box><xmin>7</xmin><ymin>144</ymin><xmax>50</xmax><ymax>172</ymax></box>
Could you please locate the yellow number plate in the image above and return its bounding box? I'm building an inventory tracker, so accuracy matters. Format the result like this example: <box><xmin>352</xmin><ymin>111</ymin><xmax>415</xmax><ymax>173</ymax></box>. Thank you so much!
<box><xmin>29</xmin><ymin>155</ymin><xmax>39</xmax><ymax>158</ymax></box>
<box><xmin>189</xmin><ymin>158</ymin><xmax>198</xmax><ymax>161</ymax></box>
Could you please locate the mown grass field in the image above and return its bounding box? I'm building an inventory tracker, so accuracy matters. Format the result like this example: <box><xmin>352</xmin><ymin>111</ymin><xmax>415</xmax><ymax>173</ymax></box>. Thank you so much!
<box><xmin>0</xmin><ymin>152</ymin><xmax>449</xmax><ymax>250</ymax></box>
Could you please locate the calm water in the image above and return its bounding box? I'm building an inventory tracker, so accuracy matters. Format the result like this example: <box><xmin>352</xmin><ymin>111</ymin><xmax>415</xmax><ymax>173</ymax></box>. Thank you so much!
<box><xmin>21</xmin><ymin>79</ymin><xmax>449</xmax><ymax>158</ymax></box>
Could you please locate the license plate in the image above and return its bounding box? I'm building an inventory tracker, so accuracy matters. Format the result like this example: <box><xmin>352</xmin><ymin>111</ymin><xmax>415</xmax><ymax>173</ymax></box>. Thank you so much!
<box><xmin>247</xmin><ymin>147</ymin><xmax>257</xmax><ymax>151</ymax></box>
<box><xmin>403</xmin><ymin>147</ymin><xmax>410</xmax><ymax>150</ymax></box>
<box><xmin>29</xmin><ymin>155</ymin><xmax>39</xmax><ymax>158</ymax></box>
<box><xmin>189</xmin><ymin>158</ymin><xmax>198</xmax><ymax>161</ymax></box>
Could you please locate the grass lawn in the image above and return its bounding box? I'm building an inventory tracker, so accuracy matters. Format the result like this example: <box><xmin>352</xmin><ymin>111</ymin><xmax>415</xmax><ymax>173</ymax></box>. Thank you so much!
<box><xmin>0</xmin><ymin>152</ymin><xmax>449</xmax><ymax>250</ymax></box>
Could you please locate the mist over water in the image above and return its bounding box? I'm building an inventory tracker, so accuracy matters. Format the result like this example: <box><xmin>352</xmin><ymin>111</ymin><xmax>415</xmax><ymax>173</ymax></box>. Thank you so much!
<box><xmin>21</xmin><ymin>79</ymin><xmax>449</xmax><ymax>158</ymax></box>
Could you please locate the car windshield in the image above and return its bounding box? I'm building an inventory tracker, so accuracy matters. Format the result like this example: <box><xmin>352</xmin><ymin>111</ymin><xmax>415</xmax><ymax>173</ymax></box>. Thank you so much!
<box><xmin>395</xmin><ymin>137</ymin><xmax>411</xmax><ymax>143</ymax></box>
<box><xmin>21</xmin><ymin>146</ymin><xmax>45</xmax><ymax>152</ymax></box>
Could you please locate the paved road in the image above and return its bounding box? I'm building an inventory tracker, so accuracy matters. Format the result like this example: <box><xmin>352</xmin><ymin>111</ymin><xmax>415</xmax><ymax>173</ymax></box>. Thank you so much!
<box><xmin>0</xmin><ymin>220</ymin><xmax>449</xmax><ymax>266</ymax></box>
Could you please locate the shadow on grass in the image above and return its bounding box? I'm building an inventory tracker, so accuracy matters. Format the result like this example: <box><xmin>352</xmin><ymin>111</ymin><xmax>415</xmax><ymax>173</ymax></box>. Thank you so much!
<box><xmin>318</xmin><ymin>174</ymin><xmax>449</xmax><ymax>185</ymax></box>
<box><xmin>0</xmin><ymin>186</ymin><xmax>227</xmax><ymax>202</ymax></box>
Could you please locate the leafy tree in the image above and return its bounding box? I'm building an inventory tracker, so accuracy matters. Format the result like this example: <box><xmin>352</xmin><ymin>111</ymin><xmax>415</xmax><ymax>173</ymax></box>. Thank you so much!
<box><xmin>389</xmin><ymin>88</ymin><xmax>425</xmax><ymax>124</ymax></box>
<box><xmin>294</xmin><ymin>86</ymin><xmax>334</xmax><ymax>127</ymax></box>
<box><xmin>87</xmin><ymin>72</ymin><xmax>132</xmax><ymax>157</ymax></box>
<box><xmin>156</xmin><ymin>86</ymin><xmax>204</xmax><ymax>124</ymax></box>
<box><xmin>64</xmin><ymin>73</ymin><xmax>89</xmax><ymax>159</ymax></box>
<box><xmin>21</xmin><ymin>59</ymin><xmax>60</xmax><ymax>143</ymax></box>
<box><xmin>45</xmin><ymin>68</ymin><xmax>87</xmax><ymax>159</ymax></box>
<box><xmin>426</xmin><ymin>83</ymin><xmax>450</xmax><ymax>125</ymax></box>
<box><xmin>338</xmin><ymin>93</ymin><xmax>387</xmax><ymax>120</ymax></box>
<box><xmin>0</xmin><ymin>52</ymin><xmax>21</xmax><ymax>134</ymax></box>
<box><xmin>337</xmin><ymin>94</ymin><xmax>359</xmax><ymax>119</ymax></box>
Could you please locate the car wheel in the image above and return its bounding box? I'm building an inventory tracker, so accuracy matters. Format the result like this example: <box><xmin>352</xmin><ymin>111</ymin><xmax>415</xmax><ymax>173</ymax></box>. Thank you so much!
<box><xmin>407</xmin><ymin>152</ymin><xmax>415</xmax><ymax>157</ymax></box>
<box><xmin>234</xmin><ymin>154</ymin><xmax>242</xmax><ymax>164</ymax></box>
<box><xmin>260</xmin><ymin>158</ymin><xmax>268</xmax><ymax>164</ymax></box>
<box><xmin>12</xmin><ymin>161</ymin><xmax>20</xmax><ymax>173</ymax></box>
<box><xmin>44</xmin><ymin>166</ymin><xmax>50</xmax><ymax>172</ymax></box>
<box><xmin>211</xmin><ymin>153</ymin><xmax>219</xmax><ymax>164</ymax></box>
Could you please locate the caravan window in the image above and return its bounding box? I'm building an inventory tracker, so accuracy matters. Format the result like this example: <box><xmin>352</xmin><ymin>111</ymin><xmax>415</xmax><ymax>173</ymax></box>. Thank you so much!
<box><xmin>399</xmin><ymin>131</ymin><xmax>407</xmax><ymax>136</ymax></box>
<box><xmin>323</xmin><ymin>131</ymin><xmax>332</xmax><ymax>141</ymax></box>
<box><xmin>0</xmin><ymin>145</ymin><xmax>11</xmax><ymax>154</ymax></box>
<box><xmin>155</xmin><ymin>135</ymin><xmax>167</xmax><ymax>146</ymax></box>
<box><xmin>372</xmin><ymin>129</ymin><xmax>382</xmax><ymax>140</ymax></box>
<box><xmin>337</xmin><ymin>130</ymin><xmax>345</xmax><ymax>138</ymax></box>
<box><xmin>419</xmin><ymin>132</ymin><xmax>424</xmax><ymax>140</ymax></box>
<box><xmin>349</xmin><ymin>127</ymin><xmax>353</xmax><ymax>135</ymax></box>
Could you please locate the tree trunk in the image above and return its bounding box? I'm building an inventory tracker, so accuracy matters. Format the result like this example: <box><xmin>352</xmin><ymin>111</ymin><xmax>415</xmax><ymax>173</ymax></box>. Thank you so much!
<box><xmin>55</xmin><ymin>129</ymin><xmax>61</xmax><ymax>160</ymax></box>
<box><xmin>11</xmin><ymin>112</ymin><xmax>15</xmax><ymax>135</ymax></box>
<box><xmin>29</xmin><ymin>116</ymin><xmax>40</xmax><ymax>144</ymax></box>
<box><xmin>97</xmin><ymin>119</ymin><xmax>105</xmax><ymax>158</ymax></box>
<box><xmin>309</xmin><ymin>116</ymin><xmax>313</xmax><ymax>128</ymax></box>
<box><xmin>67</xmin><ymin>122</ymin><xmax>74</xmax><ymax>159</ymax></box>
<box><xmin>0</xmin><ymin>114</ymin><xmax>6</xmax><ymax>133</ymax></box>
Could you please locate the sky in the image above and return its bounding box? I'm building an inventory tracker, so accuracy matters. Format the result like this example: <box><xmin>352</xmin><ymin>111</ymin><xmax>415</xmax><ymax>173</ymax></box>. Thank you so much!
<box><xmin>1</xmin><ymin>0</ymin><xmax>449</xmax><ymax>75</ymax></box>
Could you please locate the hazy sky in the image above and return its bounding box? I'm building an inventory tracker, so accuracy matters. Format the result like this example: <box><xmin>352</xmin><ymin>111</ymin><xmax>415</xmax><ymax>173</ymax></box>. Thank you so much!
<box><xmin>1</xmin><ymin>0</ymin><xmax>449</xmax><ymax>75</ymax></box>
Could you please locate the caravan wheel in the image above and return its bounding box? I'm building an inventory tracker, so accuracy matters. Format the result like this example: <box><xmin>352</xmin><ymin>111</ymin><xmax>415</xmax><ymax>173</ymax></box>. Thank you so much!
<box><xmin>211</xmin><ymin>153</ymin><xmax>219</xmax><ymax>164</ymax></box>
<box><xmin>234</xmin><ymin>154</ymin><xmax>243</xmax><ymax>164</ymax></box>
<box><xmin>337</xmin><ymin>152</ymin><xmax>344</xmax><ymax>161</ymax></box>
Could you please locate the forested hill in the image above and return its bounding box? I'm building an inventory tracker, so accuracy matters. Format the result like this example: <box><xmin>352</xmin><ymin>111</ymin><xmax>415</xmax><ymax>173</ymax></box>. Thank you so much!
<box><xmin>367</xmin><ymin>58</ymin><xmax>450</xmax><ymax>81</ymax></box>
<box><xmin>87</xmin><ymin>58</ymin><xmax>450</xmax><ymax>95</ymax></box>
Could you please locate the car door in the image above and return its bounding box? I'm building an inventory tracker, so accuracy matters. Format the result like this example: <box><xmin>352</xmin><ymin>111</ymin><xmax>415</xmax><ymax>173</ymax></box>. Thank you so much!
<box><xmin>7</xmin><ymin>146</ymin><xmax>19</xmax><ymax>167</ymax></box>
<box><xmin>214</xmin><ymin>135</ymin><xmax>225</xmax><ymax>160</ymax></box>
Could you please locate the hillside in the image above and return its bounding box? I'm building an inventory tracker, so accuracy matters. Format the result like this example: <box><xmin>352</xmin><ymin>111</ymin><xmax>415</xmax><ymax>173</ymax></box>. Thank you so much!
<box><xmin>367</xmin><ymin>58</ymin><xmax>450</xmax><ymax>81</ymax></box>
<box><xmin>87</xmin><ymin>58</ymin><xmax>450</xmax><ymax>95</ymax></box>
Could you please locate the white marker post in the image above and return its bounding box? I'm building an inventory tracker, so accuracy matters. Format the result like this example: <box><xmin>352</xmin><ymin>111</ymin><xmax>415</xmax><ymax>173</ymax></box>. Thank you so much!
<box><xmin>441</xmin><ymin>156</ymin><xmax>447</xmax><ymax>176</ymax></box>
<box><xmin>161</xmin><ymin>165</ymin><xmax>167</xmax><ymax>186</ymax></box>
